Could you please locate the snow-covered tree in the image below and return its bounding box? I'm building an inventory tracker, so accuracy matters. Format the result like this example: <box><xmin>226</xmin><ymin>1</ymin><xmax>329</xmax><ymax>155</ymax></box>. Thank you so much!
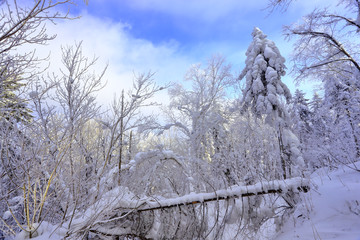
<box><xmin>301</xmin><ymin>93</ymin><xmax>334</xmax><ymax>169</ymax></box>
<box><xmin>164</xmin><ymin>55</ymin><xmax>233</xmax><ymax>189</ymax></box>
<box><xmin>107</xmin><ymin>72</ymin><xmax>166</xmax><ymax>185</ymax></box>
<box><xmin>290</xmin><ymin>90</ymin><xmax>340</xmax><ymax>170</ymax></box>
<box><xmin>0</xmin><ymin>0</ymin><xmax>80</xmax><ymax>124</ymax></box>
<box><xmin>167</xmin><ymin>56</ymin><xmax>232</xmax><ymax>160</ymax></box>
<box><xmin>0</xmin><ymin>1</ymin><xmax>89</xmax><ymax>238</ymax></box>
<box><xmin>285</xmin><ymin>5</ymin><xmax>360</xmax><ymax>80</ymax></box>
<box><xmin>325</xmin><ymin>71</ymin><xmax>360</xmax><ymax>157</ymax></box>
<box><xmin>240</xmin><ymin>27</ymin><xmax>291</xmax><ymax>124</ymax></box>
<box><xmin>291</xmin><ymin>89</ymin><xmax>312</xmax><ymax>155</ymax></box>
<box><xmin>0</xmin><ymin>72</ymin><xmax>32</xmax><ymax>123</ymax></box>
<box><xmin>292</xmin><ymin>90</ymin><xmax>311</xmax><ymax>134</ymax></box>
<box><xmin>240</xmin><ymin>27</ymin><xmax>304</xmax><ymax>179</ymax></box>
<box><xmin>46</xmin><ymin>43</ymin><xmax>107</xmax><ymax>229</ymax></box>
<box><xmin>285</xmin><ymin>1</ymin><xmax>360</xmax><ymax>164</ymax></box>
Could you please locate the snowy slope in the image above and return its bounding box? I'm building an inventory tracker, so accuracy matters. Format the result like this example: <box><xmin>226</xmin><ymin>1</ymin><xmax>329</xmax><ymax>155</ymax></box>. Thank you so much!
<box><xmin>275</xmin><ymin>163</ymin><xmax>360</xmax><ymax>240</ymax></box>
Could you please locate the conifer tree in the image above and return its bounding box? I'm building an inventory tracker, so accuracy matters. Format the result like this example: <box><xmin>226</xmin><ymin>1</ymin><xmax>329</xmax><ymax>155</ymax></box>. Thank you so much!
<box><xmin>240</xmin><ymin>27</ymin><xmax>304</xmax><ymax>179</ymax></box>
<box><xmin>291</xmin><ymin>89</ymin><xmax>314</xmax><ymax>168</ymax></box>
<box><xmin>291</xmin><ymin>89</ymin><xmax>311</xmax><ymax>144</ymax></box>
<box><xmin>307</xmin><ymin>93</ymin><xmax>333</xmax><ymax>168</ymax></box>
<box><xmin>0</xmin><ymin>71</ymin><xmax>32</xmax><ymax>123</ymax></box>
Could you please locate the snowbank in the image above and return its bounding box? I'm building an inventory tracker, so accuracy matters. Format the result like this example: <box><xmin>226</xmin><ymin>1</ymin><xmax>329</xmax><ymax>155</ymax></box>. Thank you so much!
<box><xmin>275</xmin><ymin>163</ymin><xmax>360</xmax><ymax>240</ymax></box>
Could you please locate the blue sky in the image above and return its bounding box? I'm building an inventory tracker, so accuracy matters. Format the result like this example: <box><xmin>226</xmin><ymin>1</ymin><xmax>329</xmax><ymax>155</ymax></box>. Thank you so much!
<box><xmin>41</xmin><ymin>0</ymin><xmax>338</xmax><ymax>105</ymax></box>
<box><xmin>68</xmin><ymin>1</ymin><xmax>291</xmax><ymax>58</ymax></box>
<box><xmin>72</xmin><ymin>1</ymin><xmax>282</xmax><ymax>47</ymax></box>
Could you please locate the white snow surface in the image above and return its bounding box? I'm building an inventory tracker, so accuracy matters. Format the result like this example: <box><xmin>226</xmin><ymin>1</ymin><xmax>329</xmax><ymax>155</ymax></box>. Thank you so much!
<box><xmin>275</xmin><ymin>163</ymin><xmax>360</xmax><ymax>240</ymax></box>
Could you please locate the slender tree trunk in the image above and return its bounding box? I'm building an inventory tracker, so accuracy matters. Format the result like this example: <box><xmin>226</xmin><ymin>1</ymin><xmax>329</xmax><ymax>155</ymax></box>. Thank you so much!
<box><xmin>128</xmin><ymin>130</ymin><xmax>133</xmax><ymax>161</ymax></box>
<box><xmin>118</xmin><ymin>90</ymin><xmax>124</xmax><ymax>185</ymax></box>
<box><xmin>278</xmin><ymin>128</ymin><xmax>287</xmax><ymax>179</ymax></box>
<box><xmin>346</xmin><ymin>108</ymin><xmax>360</xmax><ymax>158</ymax></box>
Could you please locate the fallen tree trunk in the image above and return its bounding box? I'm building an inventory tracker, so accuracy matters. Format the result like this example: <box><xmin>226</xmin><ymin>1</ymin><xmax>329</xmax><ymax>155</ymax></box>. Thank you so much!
<box><xmin>138</xmin><ymin>177</ymin><xmax>310</xmax><ymax>212</ymax></box>
<box><xmin>138</xmin><ymin>185</ymin><xmax>309</xmax><ymax>212</ymax></box>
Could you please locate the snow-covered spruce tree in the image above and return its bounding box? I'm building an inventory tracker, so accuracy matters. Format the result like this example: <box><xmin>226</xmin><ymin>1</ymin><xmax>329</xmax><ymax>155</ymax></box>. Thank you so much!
<box><xmin>291</xmin><ymin>89</ymin><xmax>313</xmax><ymax>166</ymax></box>
<box><xmin>291</xmin><ymin>89</ymin><xmax>311</xmax><ymax>140</ymax></box>
<box><xmin>305</xmin><ymin>93</ymin><xmax>333</xmax><ymax>168</ymax></box>
<box><xmin>0</xmin><ymin>72</ymin><xmax>32</xmax><ymax>123</ymax></box>
<box><xmin>239</xmin><ymin>27</ymin><xmax>304</xmax><ymax>179</ymax></box>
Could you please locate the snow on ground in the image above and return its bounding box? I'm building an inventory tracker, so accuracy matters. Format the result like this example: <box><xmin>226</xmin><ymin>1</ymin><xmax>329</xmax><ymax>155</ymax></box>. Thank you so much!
<box><xmin>275</xmin><ymin>163</ymin><xmax>360</xmax><ymax>240</ymax></box>
<box><xmin>13</xmin><ymin>222</ymin><xmax>66</xmax><ymax>240</ymax></box>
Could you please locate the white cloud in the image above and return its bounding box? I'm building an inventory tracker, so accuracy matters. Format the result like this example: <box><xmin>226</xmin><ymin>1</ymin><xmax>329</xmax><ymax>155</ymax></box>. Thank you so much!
<box><xmin>32</xmin><ymin>12</ymin><xmax>194</xmax><ymax>107</ymax></box>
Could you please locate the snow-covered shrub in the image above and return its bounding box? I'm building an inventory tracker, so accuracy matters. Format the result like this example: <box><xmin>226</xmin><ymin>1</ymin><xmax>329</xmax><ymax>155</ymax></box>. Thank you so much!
<box><xmin>122</xmin><ymin>148</ymin><xmax>191</xmax><ymax>197</ymax></box>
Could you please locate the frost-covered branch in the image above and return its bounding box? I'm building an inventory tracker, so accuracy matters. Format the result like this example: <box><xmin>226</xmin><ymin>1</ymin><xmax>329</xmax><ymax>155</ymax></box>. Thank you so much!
<box><xmin>284</xmin><ymin>6</ymin><xmax>360</xmax><ymax>80</ymax></box>
<box><xmin>266</xmin><ymin>0</ymin><xmax>293</xmax><ymax>12</ymax></box>
<box><xmin>286</xmin><ymin>27</ymin><xmax>360</xmax><ymax>73</ymax></box>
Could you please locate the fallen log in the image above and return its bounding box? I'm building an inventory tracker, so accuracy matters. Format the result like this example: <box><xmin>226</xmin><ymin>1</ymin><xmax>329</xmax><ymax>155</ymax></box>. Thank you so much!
<box><xmin>138</xmin><ymin>177</ymin><xmax>310</xmax><ymax>212</ymax></box>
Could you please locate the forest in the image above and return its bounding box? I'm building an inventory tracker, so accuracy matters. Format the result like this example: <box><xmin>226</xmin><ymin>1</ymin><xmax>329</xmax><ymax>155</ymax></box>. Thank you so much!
<box><xmin>0</xmin><ymin>0</ymin><xmax>359</xmax><ymax>239</ymax></box>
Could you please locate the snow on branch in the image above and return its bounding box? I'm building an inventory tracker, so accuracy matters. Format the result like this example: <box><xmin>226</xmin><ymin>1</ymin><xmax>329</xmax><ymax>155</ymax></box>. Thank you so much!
<box><xmin>139</xmin><ymin>177</ymin><xmax>310</xmax><ymax>212</ymax></box>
